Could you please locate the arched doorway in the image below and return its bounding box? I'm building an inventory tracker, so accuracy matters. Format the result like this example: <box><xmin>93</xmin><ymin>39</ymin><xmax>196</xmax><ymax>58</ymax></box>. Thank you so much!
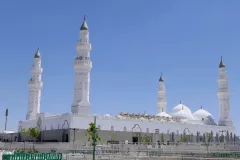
<box><xmin>131</xmin><ymin>124</ymin><xmax>142</xmax><ymax>144</ymax></box>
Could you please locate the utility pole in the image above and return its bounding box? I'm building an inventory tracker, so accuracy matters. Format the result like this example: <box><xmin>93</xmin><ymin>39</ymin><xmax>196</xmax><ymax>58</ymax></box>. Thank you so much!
<box><xmin>5</xmin><ymin>108</ymin><xmax>8</xmax><ymax>131</ymax></box>
<box><xmin>92</xmin><ymin>116</ymin><xmax>96</xmax><ymax>160</ymax></box>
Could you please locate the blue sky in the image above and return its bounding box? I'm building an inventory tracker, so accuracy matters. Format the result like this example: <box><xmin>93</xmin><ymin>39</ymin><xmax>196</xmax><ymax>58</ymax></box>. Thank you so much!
<box><xmin>0</xmin><ymin>1</ymin><xmax>240</xmax><ymax>134</ymax></box>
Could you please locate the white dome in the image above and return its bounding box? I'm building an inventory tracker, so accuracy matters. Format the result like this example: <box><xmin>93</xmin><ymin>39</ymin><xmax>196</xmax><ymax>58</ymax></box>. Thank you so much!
<box><xmin>117</xmin><ymin>115</ymin><xmax>125</xmax><ymax>119</ymax></box>
<box><xmin>93</xmin><ymin>114</ymin><xmax>99</xmax><ymax>117</ymax></box>
<box><xmin>171</xmin><ymin>104</ymin><xmax>194</xmax><ymax>120</ymax></box>
<box><xmin>104</xmin><ymin>114</ymin><xmax>111</xmax><ymax>117</ymax></box>
<box><xmin>193</xmin><ymin>109</ymin><xmax>213</xmax><ymax>120</ymax></box>
<box><xmin>156</xmin><ymin>112</ymin><xmax>171</xmax><ymax>118</ymax></box>
<box><xmin>171</xmin><ymin>109</ymin><xmax>194</xmax><ymax>120</ymax></box>
<box><xmin>172</xmin><ymin>104</ymin><xmax>192</xmax><ymax>114</ymax></box>
<box><xmin>193</xmin><ymin>109</ymin><xmax>216</xmax><ymax>125</ymax></box>
<box><xmin>139</xmin><ymin>117</ymin><xmax>145</xmax><ymax>120</ymax></box>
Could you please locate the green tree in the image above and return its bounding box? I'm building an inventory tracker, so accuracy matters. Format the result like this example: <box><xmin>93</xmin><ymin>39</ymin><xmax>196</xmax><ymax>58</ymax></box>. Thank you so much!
<box><xmin>111</xmin><ymin>132</ymin><xmax>116</xmax><ymax>141</ymax></box>
<box><xmin>141</xmin><ymin>135</ymin><xmax>152</xmax><ymax>145</ymax></box>
<box><xmin>20</xmin><ymin>128</ymin><xmax>29</xmax><ymax>152</ymax></box>
<box><xmin>85</xmin><ymin>123</ymin><xmax>101</xmax><ymax>146</ymax></box>
<box><xmin>181</xmin><ymin>136</ymin><xmax>187</xmax><ymax>142</ymax></box>
<box><xmin>28</xmin><ymin>127</ymin><xmax>40</xmax><ymax>149</ymax></box>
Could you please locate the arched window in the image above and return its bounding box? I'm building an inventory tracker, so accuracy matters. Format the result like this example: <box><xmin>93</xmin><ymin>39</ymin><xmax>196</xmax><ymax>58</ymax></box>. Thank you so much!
<box><xmin>111</xmin><ymin>126</ymin><xmax>114</xmax><ymax>131</ymax></box>
<box><xmin>123</xmin><ymin>126</ymin><xmax>127</xmax><ymax>132</ymax></box>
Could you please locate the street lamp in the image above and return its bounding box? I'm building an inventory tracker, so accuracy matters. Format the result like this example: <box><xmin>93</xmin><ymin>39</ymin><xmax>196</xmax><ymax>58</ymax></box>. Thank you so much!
<box><xmin>5</xmin><ymin>108</ymin><xmax>8</xmax><ymax>131</ymax></box>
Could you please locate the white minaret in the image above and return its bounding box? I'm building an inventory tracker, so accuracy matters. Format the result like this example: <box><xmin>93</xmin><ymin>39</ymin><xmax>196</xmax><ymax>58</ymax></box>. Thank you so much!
<box><xmin>26</xmin><ymin>48</ymin><xmax>43</xmax><ymax>120</ymax></box>
<box><xmin>217</xmin><ymin>56</ymin><xmax>232</xmax><ymax>126</ymax></box>
<box><xmin>71</xmin><ymin>16</ymin><xmax>92</xmax><ymax>114</ymax></box>
<box><xmin>157</xmin><ymin>73</ymin><xmax>167</xmax><ymax>113</ymax></box>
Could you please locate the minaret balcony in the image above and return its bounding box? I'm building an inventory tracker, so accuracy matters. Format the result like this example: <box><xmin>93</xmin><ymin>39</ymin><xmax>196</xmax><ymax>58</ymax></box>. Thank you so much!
<box><xmin>157</xmin><ymin>100</ymin><xmax>166</xmax><ymax>103</ymax></box>
<box><xmin>157</xmin><ymin>90</ymin><xmax>165</xmax><ymax>94</ymax></box>
<box><xmin>218</xmin><ymin>88</ymin><xmax>229</xmax><ymax>92</ymax></box>
<box><xmin>74</xmin><ymin>60</ymin><xmax>92</xmax><ymax>66</ymax></box>
<box><xmin>28</xmin><ymin>81</ymin><xmax>43</xmax><ymax>88</ymax></box>
<box><xmin>76</xmin><ymin>42</ymin><xmax>91</xmax><ymax>51</ymax></box>
<box><xmin>30</xmin><ymin>68</ymin><xmax>43</xmax><ymax>74</ymax></box>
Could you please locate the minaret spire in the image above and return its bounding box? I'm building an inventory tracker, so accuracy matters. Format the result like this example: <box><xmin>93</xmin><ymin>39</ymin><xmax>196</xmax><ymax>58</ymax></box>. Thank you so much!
<box><xmin>72</xmin><ymin>16</ymin><xmax>92</xmax><ymax>114</ymax></box>
<box><xmin>157</xmin><ymin>72</ymin><xmax>167</xmax><ymax>113</ymax></box>
<box><xmin>80</xmin><ymin>15</ymin><xmax>88</xmax><ymax>30</ymax></box>
<box><xmin>34</xmin><ymin>47</ymin><xmax>41</xmax><ymax>58</ymax></box>
<box><xmin>26</xmin><ymin>48</ymin><xmax>43</xmax><ymax>120</ymax></box>
<box><xmin>217</xmin><ymin>57</ymin><xmax>232</xmax><ymax>126</ymax></box>
<box><xmin>219</xmin><ymin>56</ymin><xmax>225</xmax><ymax>68</ymax></box>
<box><xmin>159</xmin><ymin>72</ymin><xmax>164</xmax><ymax>82</ymax></box>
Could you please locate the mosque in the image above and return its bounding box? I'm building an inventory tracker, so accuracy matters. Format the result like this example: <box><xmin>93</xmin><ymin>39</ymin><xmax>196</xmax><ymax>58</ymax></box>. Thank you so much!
<box><xmin>16</xmin><ymin>17</ymin><xmax>236</xmax><ymax>143</ymax></box>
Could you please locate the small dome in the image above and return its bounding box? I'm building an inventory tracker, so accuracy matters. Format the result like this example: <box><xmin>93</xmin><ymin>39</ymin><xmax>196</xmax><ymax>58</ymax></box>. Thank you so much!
<box><xmin>172</xmin><ymin>104</ymin><xmax>192</xmax><ymax>114</ymax></box>
<box><xmin>104</xmin><ymin>114</ymin><xmax>111</xmax><ymax>117</ymax></box>
<box><xmin>117</xmin><ymin>115</ymin><xmax>125</xmax><ymax>119</ymax></box>
<box><xmin>193</xmin><ymin>109</ymin><xmax>212</xmax><ymax>120</ymax></box>
<box><xmin>171</xmin><ymin>104</ymin><xmax>194</xmax><ymax>120</ymax></box>
<box><xmin>139</xmin><ymin>117</ymin><xmax>145</xmax><ymax>120</ymax></box>
<box><xmin>171</xmin><ymin>110</ymin><xmax>189</xmax><ymax>119</ymax></box>
<box><xmin>156</xmin><ymin>112</ymin><xmax>171</xmax><ymax>118</ymax></box>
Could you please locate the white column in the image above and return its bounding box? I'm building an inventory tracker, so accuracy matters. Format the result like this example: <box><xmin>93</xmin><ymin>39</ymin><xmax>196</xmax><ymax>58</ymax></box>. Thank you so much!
<box><xmin>72</xmin><ymin>17</ymin><xmax>92</xmax><ymax>114</ymax></box>
<box><xmin>217</xmin><ymin>57</ymin><xmax>232</xmax><ymax>126</ymax></box>
<box><xmin>157</xmin><ymin>73</ymin><xmax>167</xmax><ymax>113</ymax></box>
<box><xmin>26</xmin><ymin>49</ymin><xmax>43</xmax><ymax>120</ymax></box>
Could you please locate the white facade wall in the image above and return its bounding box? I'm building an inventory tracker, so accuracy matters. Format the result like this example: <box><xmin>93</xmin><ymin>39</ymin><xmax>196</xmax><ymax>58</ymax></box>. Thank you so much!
<box><xmin>18</xmin><ymin>114</ymin><xmax>235</xmax><ymax>136</ymax></box>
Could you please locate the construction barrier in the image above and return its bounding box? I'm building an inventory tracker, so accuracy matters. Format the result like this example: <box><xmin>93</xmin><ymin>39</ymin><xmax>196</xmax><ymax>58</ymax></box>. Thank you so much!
<box><xmin>2</xmin><ymin>153</ymin><xmax>62</xmax><ymax>160</ymax></box>
<box><xmin>209</xmin><ymin>152</ymin><xmax>240</xmax><ymax>158</ymax></box>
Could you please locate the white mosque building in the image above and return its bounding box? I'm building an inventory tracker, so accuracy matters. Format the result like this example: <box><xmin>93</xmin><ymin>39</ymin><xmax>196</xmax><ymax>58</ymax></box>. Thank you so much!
<box><xmin>18</xmin><ymin>17</ymin><xmax>236</xmax><ymax>143</ymax></box>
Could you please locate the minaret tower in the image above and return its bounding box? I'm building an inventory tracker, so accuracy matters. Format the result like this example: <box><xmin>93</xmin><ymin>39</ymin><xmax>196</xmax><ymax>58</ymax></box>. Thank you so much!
<box><xmin>72</xmin><ymin>16</ymin><xmax>92</xmax><ymax>114</ymax></box>
<box><xmin>217</xmin><ymin>56</ymin><xmax>232</xmax><ymax>126</ymax></box>
<box><xmin>26</xmin><ymin>48</ymin><xmax>43</xmax><ymax>120</ymax></box>
<box><xmin>157</xmin><ymin>73</ymin><xmax>167</xmax><ymax>113</ymax></box>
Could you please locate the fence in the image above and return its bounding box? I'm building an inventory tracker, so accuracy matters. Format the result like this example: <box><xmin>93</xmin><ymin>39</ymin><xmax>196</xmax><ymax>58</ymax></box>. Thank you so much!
<box><xmin>65</xmin><ymin>153</ymin><xmax>240</xmax><ymax>160</ymax></box>
<box><xmin>1</xmin><ymin>142</ymin><xmax>240</xmax><ymax>153</ymax></box>
<box><xmin>1</xmin><ymin>149</ymin><xmax>240</xmax><ymax>160</ymax></box>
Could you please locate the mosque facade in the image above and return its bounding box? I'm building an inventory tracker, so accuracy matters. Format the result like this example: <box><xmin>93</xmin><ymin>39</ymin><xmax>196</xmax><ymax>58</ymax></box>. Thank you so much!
<box><xmin>18</xmin><ymin>17</ymin><xmax>236</xmax><ymax>143</ymax></box>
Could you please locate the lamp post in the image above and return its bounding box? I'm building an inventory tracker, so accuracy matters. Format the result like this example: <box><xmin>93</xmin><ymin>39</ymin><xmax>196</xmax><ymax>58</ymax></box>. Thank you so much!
<box><xmin>73</xmin><ymin>128</ymin><xmax>76</xmax><ymax>154</ymax></box>
<box><xmin>5</xmin><ymin>108</ymin><xmax>8</xmax><ymax>131</ymax></box>
<box><xmin>93</xmin><ymin>116</ymin><xmax>97</xmax><ymax>160</ymax></box>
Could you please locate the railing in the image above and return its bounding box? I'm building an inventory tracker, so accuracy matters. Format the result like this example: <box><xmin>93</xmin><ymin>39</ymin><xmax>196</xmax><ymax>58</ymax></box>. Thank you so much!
<box><xmin>64</xmin><ymin>153</ymin><xmax>240</xmax><ymax>160</ymax></box>
<box><xmin>0</xmin><ymin>142</ymin><xmax>240</xmax><ymax>154</ymax></box>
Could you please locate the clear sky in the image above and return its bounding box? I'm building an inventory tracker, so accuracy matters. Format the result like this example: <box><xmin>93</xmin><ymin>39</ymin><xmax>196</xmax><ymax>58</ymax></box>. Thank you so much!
<box><xmin>0</xmin><ymin>1</ymin><xmax>240</xmax><ymax>134</ymax></box>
